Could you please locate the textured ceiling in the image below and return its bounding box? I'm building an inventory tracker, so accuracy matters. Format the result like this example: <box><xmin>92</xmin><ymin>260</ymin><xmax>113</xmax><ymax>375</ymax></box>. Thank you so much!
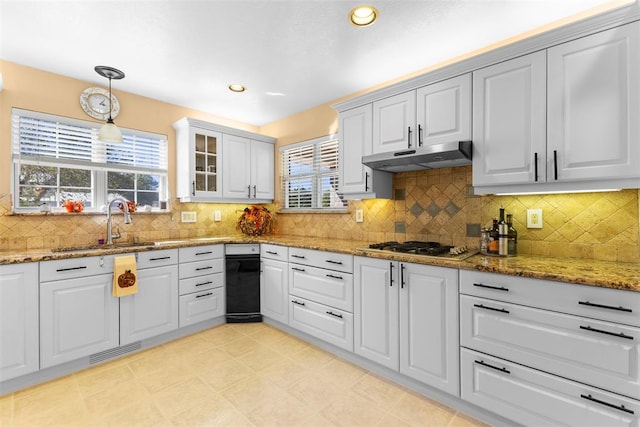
<box><xmin>0</xmin><ymin>0</ymin><xmax>629</xmax><ymax>126</ymax></box>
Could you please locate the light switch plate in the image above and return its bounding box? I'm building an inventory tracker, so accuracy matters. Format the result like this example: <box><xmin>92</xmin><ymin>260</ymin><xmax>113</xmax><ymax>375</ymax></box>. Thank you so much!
<box><xmin>214</xmin><ymin>210</ymin><xmax>222</xmax><ymax>221</ymax></box>
<box><xmin>527</xmin><ymin>209</ymin><xmax>543</xmax><ymax>228</ymax></box>
<box><xmin>181</xmin><ymin>211</ymin><xmax>197</xmax><ymax>223</ymax></box>
<box><xmin>355</xmin><ymin>209</ymin><xmax>364</xmax><ymax>223</ymax></box>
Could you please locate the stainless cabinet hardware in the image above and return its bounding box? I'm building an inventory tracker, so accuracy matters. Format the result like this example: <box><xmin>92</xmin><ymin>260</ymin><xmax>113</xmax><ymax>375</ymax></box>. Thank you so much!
<box><xmin>473</xmin><ymin>283</ymin><xmax>509</xmax><ymax>292</ymax></box>
<box><xmin>580</xmin><ymin>394</ymin><xmax>634</xmax><ymax>414</ymax></box>
<box><xmin>474</xmin><ymin>303</ymin><xmax>510</xmax><ymax>314</ymax></box>
<box><xmin>407</xmin><ymin>126</ymin><xmax>412</xmax><ymax>148</ymax></box>
<box><xmin>579</xmin><ymin>325</ymin><xmax>633</xmax><ymax>340</ymax></box>
<box><xmin>291</xmin><ymin>267</ymin><xmax>306</xmax><ymax>272</ymax></box>
<box><xmin>389</xmin><ymin>262</ymin><xmax>395</xmax><ymax>287</ymax></box>
<box><xmin>195</xmin><ymin>281</ymin><xmax>213</xmax><ymax>287</ymax></box>
<box><xmin>192</xmin><ymin>180</ymin><xmax>196</xmax><ymax>196</ymax></box>
<box><xmin>400</xmin><ymin>263</ymin><xmax>406</xmax><ymax>289</ymax></box>
<box><xmin>266</xmin><ymin>250</ymin><xmax>278</xmax><ymax>255</ymax></box>
<box><xmin>195</xmin><ymin>251</ymin><xmax>213</xmax><ymax>256</ymax></box>
<box><xmin>247</xmin><ymin>185</ymin><xmax>251</xmax><ymax>198</ymax></box>
<box><xmin>578</xmin><ymin>300</ymin><xmax>632</xmax><ymax>313</ymax></box>
<box><xmin>149</xmin><ymin>256</ymin><xmax>171</xmax><ymax>261</ymax></box>
<box><xmin>418</xmin><ymin>124</ymin><xmax>423</xmax><ymax>146</ymax></box>
<box><xmin>291</xmin><ymin>300</ymin><xmax>305</xmax><ymax>306</ymax></box>
<box><xmin>326</xmin><ymin>274</ymin><xmax>343</xmax><ymax>280</ymax></box>
<box><xmin>56</xmin><ymin>266</ymin><xmax>88</xmax><ymax>272</ymax></box>
<box><xmin>195</xmin><ymin>292</ymin><xmax>213</xmax><ymax>299</ymax></box>
<box><xmin>195</xmin><ymin>266</ymin><xmax>213</xmax><ymax>271</ymax></box>
<box><xmin>474</xmin><ymin>359</ymin><xmax>511</xmax><ymax>374</ymax></box>
<box><xmin>253</xmin><ymin>185</ymin><xmax>256</xmax><ymax>198</ymax></box>
<box><xmin>326</xmin><ymin>311</ymin><xmax>343</xmax><ymax>319</ymax></box>
<box><xmin>291</xmin><ymin>254</ymin><xmax>305</xmax><ymax>259</ymax></box>
<box><xmin>325</xmin><ymin>260</ymin><xmax>343</xmax><ymax>265</ymax></box>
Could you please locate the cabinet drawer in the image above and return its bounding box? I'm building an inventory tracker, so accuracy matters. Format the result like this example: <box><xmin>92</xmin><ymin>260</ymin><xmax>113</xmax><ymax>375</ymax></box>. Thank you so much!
<box><xmin>461</xmin><ymin>348</ymin><xmax>640</xmax><ymax>427</ymax></box>
<box><xmin>289</xmin><ymin>264</ymin><xmax>353</xmax><ymax>311</ymax></box>
<box><xmin>460</xmin><ymin>270</ymin><xmax>640</xmax><ymax>327</ymax></box>
<box><xmin>178</xmin><ymin>245</ymin><xmax>224</xmax><ymax>263</ymax></box>
<box><xmin>179</xmin><ymin>272</ymin><xmax>223</xmax><ymax>295</ymax></box>
<box><xmin>289</xmin><ymin>296</ymin><xmax>353</xmax><ymax>351</ymax></box>
<box><xmin>179</xmin><ymin>287</ymin><xmax>225</xmax><ymax>327</ymax></box>
<box><xmin>137</xmin><ymin>249</ymin><xmax>178</xmax><ymax>269</ymax></box>
<box><xmin>288</xmin><ymin>248</ymin><xmax>353</xmax><ymax>273</ymax></box>
<box><xmin>261</xmin><ymin>244</ymin><xmax>288</xmax><ymax>261</ymax></box>
<box><xmin>179</xmin><ymin>258</ymin><xmax>224</xmax><ymax>279</ymax></box>
<box><xmin>461</xmin><ymin>295</ymin><xmax>640</xmax><ymax>400</ymax></box>
<box><xmin>40</xmin><ymin>255</ymin><xmax>115</xmax><ymax>281</ymax></box>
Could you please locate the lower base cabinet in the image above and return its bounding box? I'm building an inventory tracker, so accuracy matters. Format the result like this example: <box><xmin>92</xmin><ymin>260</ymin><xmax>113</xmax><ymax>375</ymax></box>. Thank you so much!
<box><xmin>179</xmin><ymin>287</ymin><xmax>225</xmax><ymax>326</ymax></box>
<box><xmin>261</xmin><ymin>258</ymin><xmax>289</xmax><ymax>324</ymax></box>
<box><xmin>289</xmin><ymin>296</ymin><xmax>353</xmax><ymax>351</ymax></box>
<box><xmin>461</xmin><ymin>348</ymin><xmax>640</xmax><ymax>427</ymax></box>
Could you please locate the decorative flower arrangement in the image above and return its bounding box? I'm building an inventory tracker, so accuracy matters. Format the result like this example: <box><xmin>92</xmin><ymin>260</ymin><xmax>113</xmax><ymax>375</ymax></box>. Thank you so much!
<box><xmin>237</xmin><ymin>205</ymin><xmax>274</xmax><ymax>236</ymax></box>
<box><xmin>119</xmin><ymin>201</ymin><xmax>137</xmax><ymax>213</ymax></box>
<box><xmin>62</xmin><ymin>200</ymin><xmax>84</xmax><ymax>213</ymax></box>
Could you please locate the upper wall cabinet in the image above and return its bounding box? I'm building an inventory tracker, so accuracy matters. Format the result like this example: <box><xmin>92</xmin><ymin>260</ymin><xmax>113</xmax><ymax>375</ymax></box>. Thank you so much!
<box><xmin>371</xmin><ymin>74</ymin><xmax>471</xmax><ymax>154</ymax></box>
<box><xmin>338</xmin><ymin>104</ymin><xmax>392</xmax><ymax>199</ymax></box>
<box><xmin>174</xmin><ymin>118</ymin><xmax>275</xmax><ymax>203</ymax></box>
<box><xmin>474</xmin><ymin>21</ymin><xmax>640</xmax><ymax>194</ymax></box>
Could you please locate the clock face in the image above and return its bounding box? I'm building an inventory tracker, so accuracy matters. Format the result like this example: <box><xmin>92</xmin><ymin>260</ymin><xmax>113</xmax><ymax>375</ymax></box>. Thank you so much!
<box><xmin>80</xmin><ymin>87</ymin><xmax>120</xmax><ymax>120</ymax></box>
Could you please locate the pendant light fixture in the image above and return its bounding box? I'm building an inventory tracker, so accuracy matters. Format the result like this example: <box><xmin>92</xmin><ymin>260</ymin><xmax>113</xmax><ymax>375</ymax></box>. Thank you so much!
<box><xmin>95</xmin><ymin>65</ymin><xmax>125</xmax><ymax>144</ymax></box>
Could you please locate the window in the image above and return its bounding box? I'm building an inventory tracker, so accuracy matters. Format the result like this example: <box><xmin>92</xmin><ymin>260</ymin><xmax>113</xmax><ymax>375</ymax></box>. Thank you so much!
<box><xmin>280</xmin><ymin>134</ymin><xmax>346</xmax><ymax>210</ymax></box>
<box><xmin>11</xmin><ymin>108</ymin><xmax>168</xmax><ymax>212</ymax></box>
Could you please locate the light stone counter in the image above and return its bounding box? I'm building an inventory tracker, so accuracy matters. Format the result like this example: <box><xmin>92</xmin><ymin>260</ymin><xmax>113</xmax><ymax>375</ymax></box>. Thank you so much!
<box><xmin>1</xmin><ymin>234</ymin><xmax>638</xmax><ymax>293</ymax></box>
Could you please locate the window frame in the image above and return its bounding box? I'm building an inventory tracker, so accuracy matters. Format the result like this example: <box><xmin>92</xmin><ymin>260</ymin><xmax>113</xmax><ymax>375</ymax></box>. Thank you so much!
<box><xmin>11</xmin><ymin>108</ymin><xmax>169</xmax><ymax>214</ymax></box>
<box><xmin>280</xmin><ymin>134</ymin><xmax>347</xmax><ymax>212</ymax></box>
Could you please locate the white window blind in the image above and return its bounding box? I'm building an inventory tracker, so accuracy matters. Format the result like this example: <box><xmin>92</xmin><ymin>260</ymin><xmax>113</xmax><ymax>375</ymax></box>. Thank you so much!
<box><xmin>11</xmin><ymin>108</ymin><xmax>168</xmax><ymax>212</ymax></box>
<box><xmin>281</xmin><ymin>135</ymin><xmax>346</xmax><ymax>210</ymax></box>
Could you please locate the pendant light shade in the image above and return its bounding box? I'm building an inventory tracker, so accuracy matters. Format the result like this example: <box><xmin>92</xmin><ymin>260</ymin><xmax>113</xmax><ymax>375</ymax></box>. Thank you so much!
<box><xmin>94</xmin><ymin>65</ymin><xmax>125</xmax><ymax>144</ymax></box>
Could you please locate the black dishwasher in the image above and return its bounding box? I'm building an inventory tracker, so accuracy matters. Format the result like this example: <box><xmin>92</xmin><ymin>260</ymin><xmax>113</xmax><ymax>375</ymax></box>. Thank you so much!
<box><xmin>225</xmin><ymin>244</ymin><xmax>262</xmax><ymax>323</ymax></box>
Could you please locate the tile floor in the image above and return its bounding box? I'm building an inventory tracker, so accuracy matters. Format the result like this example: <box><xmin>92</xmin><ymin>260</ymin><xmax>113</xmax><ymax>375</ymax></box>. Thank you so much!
<box><xmin>0</xmin><ymin>323</ymin><xmax>488</xmax><ymax>426</ymax></box>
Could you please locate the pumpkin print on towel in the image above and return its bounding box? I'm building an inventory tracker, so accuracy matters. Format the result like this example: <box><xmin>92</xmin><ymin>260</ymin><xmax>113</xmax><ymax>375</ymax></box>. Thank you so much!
<box><xmin>117</xmin><ymin>269</ymin><xmax>136</xmax><ymax>288</ymax></box>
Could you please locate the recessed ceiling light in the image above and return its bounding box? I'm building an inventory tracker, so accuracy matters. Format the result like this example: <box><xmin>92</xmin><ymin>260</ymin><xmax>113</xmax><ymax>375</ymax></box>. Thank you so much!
<box><xmin>228</xmin><ymin>84</ymin><xmax>246</xmax><ymax>93</ymax></box>
<box><xmin>349</xmin><ymin>5</ymin><xmax>378</xmax><ymax>27</ymax></box>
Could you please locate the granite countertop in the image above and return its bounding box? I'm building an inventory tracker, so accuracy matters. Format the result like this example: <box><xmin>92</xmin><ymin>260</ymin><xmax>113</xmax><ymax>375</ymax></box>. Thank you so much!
<box><xmin>1</xmin><ymin>234</ymin><xmax>638</xmax><ymax>293</ymax></box>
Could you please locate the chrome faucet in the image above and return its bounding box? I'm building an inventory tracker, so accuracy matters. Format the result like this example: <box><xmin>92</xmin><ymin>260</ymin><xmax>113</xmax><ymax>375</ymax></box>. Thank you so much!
<box><xmin>106</xmin><ymin>197</ymin><xmax>132</xmax><ymax>245</ymax></box>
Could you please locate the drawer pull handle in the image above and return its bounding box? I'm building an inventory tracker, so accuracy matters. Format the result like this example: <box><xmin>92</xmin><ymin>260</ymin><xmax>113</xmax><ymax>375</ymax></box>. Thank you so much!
<box><xmin>326</xmin><ymin>311</ymin><xmax>343</xmax><ymax>319</ymax></box>
<box><xmin>291</xmin><ymin>300</ymin><xmax>305</xmax><ymax>306</ymax></box>
<box><xmin>149</xmin><ymin>256</ymin><xmax>171</xmax><ymax>261</ymax></box>
<box><xmin>325</xmin><ymin>260</ymin><xmax>343</xmax><ymax>265</ymax></box>
<box><xmin>580</xmin><ymin>394</ymin><xmax>634</xmax><ymax>415</ymax></box>
<box><xmin>56</xmin><ymin>266</ymin><xmax>88</xmax><ymax>272</ymax></box>
<box><xmin>291</xmin><ymin>267</ymin><xmax>306</xmax><ymax>272</ymax></box>
<box><xmin>195</xmin><ymin>266</ymin><xmax>213</xmax><ymax>271</ymax></box>
<box><xmin>474</xmin><ymin>360</ymin><xmax>510</xmax><ymax>375</ymax></box>
<box><xmin>196</xmin><ymin>292</ymin><xmax>213</xmax><ymax>299</ymax></box>
<box><xmin>326</xmin><ymin>274</ymin><xmax>343</xmax><ymax>280</ymax></box>
<box><xmin>195</xmin><ymin>251</ymin><xmax>213</xmax><ymax>256</ymax></box>
<box><xmin>473</xmin><ymin>283</ymin><xmax>509</xmax><ymax>292</ymax></box>
<box><xmin>266</xmin><ymin>251</ymin><xmax>278</xmax><ymax>255</ymax></box>
<box><xmin>474</xmin><ymin>303</ymin><xmax>510</xmax><ymax>314</ymax></box>
<box><xmin>291</xmin><ymin>254</ymin><xmax>305</xmax><ymax>259</ymax></box>
<box><xmin>578</xmin><ymin>300</ymin><xmax>632</xmax><ymax>313</ymax></box>
<box><xmin>579</xmin><ymin>325</ymin><xmax>633</xmax><ymax>340</ymax></box>
<box><xmin>195</xmin><ymin>281</ymin><xmax>213</xmax><ymax>287</ymax></box>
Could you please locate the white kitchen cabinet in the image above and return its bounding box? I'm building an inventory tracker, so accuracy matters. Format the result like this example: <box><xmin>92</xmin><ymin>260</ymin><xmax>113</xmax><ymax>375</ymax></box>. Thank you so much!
<box><xmin>547</xmin><ymin>21</ymin><xmax>640</xmax><ymax>184</ymax></box>
<box><xmin>415</xmin><ymin>74</ymin><xmax>471</xmax><ymax>148</ymax></box>
<box><xmin>474</xmin><ymin>22</ymin><xmax>640</xmax><ymax>194</ymax></box>
<box><xmin>175</xmin><ymin>119</ymin><xmax>223</xmax><ymax>202</ymax></box>
<box><xmin>174</xmin><ymin>117</ymin><xmax>275</xmax><ymax>203</ymax></box>
<box><xmin>353</xmin><ymin>257</ymin><xmax>459</xmax><ymax>395</ymax></box>
<box><xmin>178</xmin><ymin>245</ymin><xmax>225</xmax><ymax>327</ymax></box>
<box><xmin>338</xmin><ymin>104</ymin><xmax>392</xmax><ymax>199</ymax></box>
<box><xmin>472</xmin><ymin>51</ymin><xmax>547</xmax><ymax>187</ymax></box>
<box><xmin>261</xmin><ymin>245</ymin><xmax>289</xmax><ymax>324</ymax></box>
<box><xmin>40</xmin><ymin>255</ymin><xmax>118</xmax><ymax>369</ymax></box>
<box><xmin>461</xmin><ymin>348</ymin><xmax>640</xmax><ymax>427</ymax></box>
<box><xmin>120</xmin><ymin>250</ymin><xmax>179</xmax><ymax>346</ymax></box>
<box><xmin>0</xmin><ymin>263</ymin><xmax>39</xmax><ymax>381</ymax></box>
<box><xmin>288</xmin><ymin>248</ymin><xmax>354</xmax><ymax>351</ymax></box>
<box><xmin>222</xmin><ymin>134</ymin><xmax>274</xmax><ymax>201</ymax></box>
<box><xmin>373</xmin><ymin>91</ymin><xmax>416</xmax><ymax>153</ymax></box>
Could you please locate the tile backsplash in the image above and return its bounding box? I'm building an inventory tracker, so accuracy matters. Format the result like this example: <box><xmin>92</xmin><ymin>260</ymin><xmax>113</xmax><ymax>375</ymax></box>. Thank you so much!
<box><xmin>1</xmin><ymin>166</ymin><xmax>638</xmax><ymax>263</ymax></box>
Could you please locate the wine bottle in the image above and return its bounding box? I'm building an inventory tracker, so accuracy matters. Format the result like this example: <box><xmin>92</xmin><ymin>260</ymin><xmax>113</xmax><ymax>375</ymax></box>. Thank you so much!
<box><xmin>506</xmin><ymin>213</ymin><xmax>517</xmax><ymax>256</ymax></box>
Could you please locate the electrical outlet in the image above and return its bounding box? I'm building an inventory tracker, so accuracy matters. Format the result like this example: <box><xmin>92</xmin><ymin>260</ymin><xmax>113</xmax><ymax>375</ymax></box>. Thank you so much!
<box><xmin>214</xmin><ymin>210</ymin><xmax>222</xmax><ymax>221</ymax></box>
<box><xmin>181</xmin><ymin>211</ymin><xmax>197</xmax><ymax>223</ymax></box>
<box><xmin>355</xmin><ymin>209</ymin><xmax>364</xmax><ymax>223</ymax></box>
<box><xmin>527</xmin><ymin>209</ymin><xmax>543</xmax><ymax>228</ymax></box>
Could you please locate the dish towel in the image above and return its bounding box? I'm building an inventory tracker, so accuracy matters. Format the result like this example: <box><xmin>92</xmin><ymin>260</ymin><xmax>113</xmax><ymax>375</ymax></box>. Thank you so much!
<box><xmin>113</xmin><ymin>255</ymin><xmax>138</xmax><ymax>297</ymax></box>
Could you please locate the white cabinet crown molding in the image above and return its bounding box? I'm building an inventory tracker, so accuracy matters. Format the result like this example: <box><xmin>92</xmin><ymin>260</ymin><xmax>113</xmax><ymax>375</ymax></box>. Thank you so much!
<box><xmin>173</xmin><ymin>117</ymin><xmax>275</xmax><ymax>144</ymax></box>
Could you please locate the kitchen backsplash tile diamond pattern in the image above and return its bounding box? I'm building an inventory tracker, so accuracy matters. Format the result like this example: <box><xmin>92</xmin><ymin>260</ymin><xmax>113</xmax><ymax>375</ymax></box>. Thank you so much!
<box><xmin>1</xmin><ymin>166</ymin><xmax>638</xmax><ymax>262</ymax></box>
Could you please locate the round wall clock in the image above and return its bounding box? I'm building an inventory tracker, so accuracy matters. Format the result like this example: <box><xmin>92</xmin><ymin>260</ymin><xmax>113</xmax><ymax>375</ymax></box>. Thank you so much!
<box><xmin>80</xmin><ymin>87</ymin><xmax>120</xmax><ymax>120</ymax></box>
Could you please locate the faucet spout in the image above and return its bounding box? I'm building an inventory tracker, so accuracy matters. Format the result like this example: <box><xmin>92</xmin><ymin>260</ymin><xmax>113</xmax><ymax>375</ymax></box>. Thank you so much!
<box><xmin>106</xmin><ymin>197</ymin><xmax>132</xmax><ymax>245</ymax></box>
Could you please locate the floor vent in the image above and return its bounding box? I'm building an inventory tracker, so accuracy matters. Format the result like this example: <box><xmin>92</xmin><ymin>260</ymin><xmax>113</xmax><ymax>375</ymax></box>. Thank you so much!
<box><xmin>89</xmin><ymin>341</ymin><xmax>142</xmax><ymax>365</ymax></box>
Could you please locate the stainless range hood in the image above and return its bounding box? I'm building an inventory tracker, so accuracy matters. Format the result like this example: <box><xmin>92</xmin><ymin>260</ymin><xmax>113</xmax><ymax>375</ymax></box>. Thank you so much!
<box><xmin>362</xmin><ymin>140</ymin><xmax>472</xmax><ymax>173</ymax></box>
